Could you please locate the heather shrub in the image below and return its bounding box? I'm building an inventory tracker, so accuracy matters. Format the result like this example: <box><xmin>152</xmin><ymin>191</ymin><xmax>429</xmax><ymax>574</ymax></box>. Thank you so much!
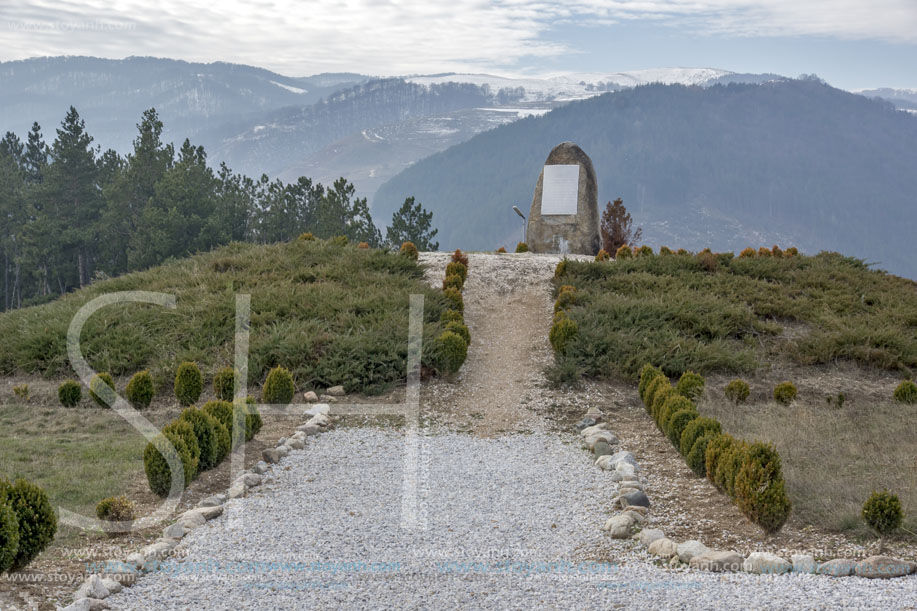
<box><xmin>450</xmin><ymin>249</ymin><xmax>469</xmax><ymax>266</ymax></box>
<box><xmin>496</xmin><ymin>247</ymin><xmax>506</xmax><ymax>253</ymax></box>
<box><xmin>595</xmin><ymin>249</ymin><xmax>610</xmax><ymax>262</ymax></box>
<box><xmin>757</xmin><ymin>246</ymin><xmax>772</xmax><ymax>257</ymax></box>
<box><xmin>12</xmin><ymin>385</ymin><xmax>28</xmax><ymax>401</ymax></box>
<box><xmin>734</xmin><ymin>442</ymin><xmax>792</xmax><ymax>532</ymax></box>
<box><xmin>739</xmin><ymin>247</ymin><xmax>756</xmax><ymax>258</ymax></box>
<box><xmin>696</xmin><ymin>251</ymin><xmax>718</xmax><ymax>272</ymax></box>
<box><xmin>298</xmin><ymin>232</ymin><xmax>315</xmax><ymax>241</ymax></box>
<box><xmin>89</xmin><ymin>372</ymin><xmax>115</xmax><ymax>408</ymax></box>
<box><xmin>179</xmin><ymin>407</ymin><xmax>221</xmax><ymax>470</ymax></box>
<box><xmin>330</xmin><ymin>235</ymin><xmax>348</xmax><ymax>246</ymax></box>
<box><xmin>666</xmin><ymin>408</ymin><xmax>699</xmax><ymax>448</ymax></box>
<box><xmin>125</xmin><ymin>370</ymin><xmax>154</xmax><ymax>409</ymax></box>
<box><xmin>549</xmin><ymin>316</ymin><xmax>578</xmax><ymax>354</ymax></box>
<box><xmin>262</xmin><ymin>366</ymin><xmax>295</xmax><ymax>405</ymax></box>
<box><xmin>675</xmin><ymin>371</ymin><xmax>705</xmax><ymax>400</ymax></box>
<box><xmin>658</xmin><ymin>394</ymin><xmax>693</xmax><ymax>432</ymax></box>
<box><xmin>357</xmin><ymin>242</ymin><xmax>369</xmax><ymax>249</ymax></box>
<box><xmin>436</xmin><ymin>331</ymin><xmax>467</xmax><ymax>374</ymax></box>
<box><xmin>515</xmin><ymin>242</ymin><xmax>529</xmax><ymax>253</ymax></box>
<box><xmin>679</xmin><ymin>416</ymin><xmax>722</xmax><ymax>457</ymax></box>
<box><xmin>442</xmin><ymin>274</ymin><xmax>464</xmax><ymax>291</ymax></box>
<box><xmin>724</xmin><ymin>379</ymin><xmax>751</xmax><ymax>404</ymax></box>
<box><xmin>676</xmin><ymin>248</ymin><xmax>689</xmax><ymax>255</ymax></box>
<box><xmin>0</xmin><ymin>498</ymin><xmax>18</xmax><ymax>573</ymax></box>
<box><xmin>862</xmin><ymin>490</ymin><xmax>903</xmax><ymax>537</ymax></box>
<box><xmin>399</xmin><ymin>241</ymin><xmax>419</xmax><ymax>260</ymax></box>
<box><xmin>773</xmin><ymin>381</ymin><xmax>797</xmax><ymax>405</ymax></box>
<box><xmin>144</xmin><ymin>429</ymin><xmax>193</xmax><ymax>497</ymax></box>
<box><xmin>687</xmin><ymin>432</ymin><xmax>716</xmax><ymax>478</ymax></box>
<box><xmin>637</xmin><ymin>245</ymin><xmax>653</xmax><ymax>257</ymax></box>
<box><xmin>785</xmin><ymin>247</ymin><xmax>799</xmax><ymax>256</ymax></box>
<box><xmin>638</xmin><ymin>364</ymin><xmax>665</xmax><ymax>404</ymax></box>
<box><xmin>893</xmin><ymin>380</ymin><xmax>917</xmax><ymax>404</ymax></box>
<box><xmin>213</xmin><ymin>367</ymin><xmax>236</xmax><ymax>402</ymax></box>
<box><xmin>443</xmin><ymin>287</ymin><xmax>464</xmax><ymax>313</ymax></box>
<box><xmin>57</xmin><ymin>380</ymin><xmax>81</xmax><ymax>407</ymax></box>
<box><xmin>659</xmin><ymin>246</ymin><xmax>673</xmax><ymax>255</ymax></box>
<box><xmin>771</xmin><ymin>245</ymin><xmax>784</xmax><ymax>258</ymax></box>
<box><xmin>162</xmin><ymin>420</ymin><xmax>201</xmax><ymax>477</ymax></box>
<box><xmin>95</xmin><ymin>496</ymin><xmax>135</xmax><ymax>523</ymax></box>
<box><xmin>0</xmin><ymin>478</ymin><xmax>57</xmax><ymax>570</ymax></box>
<box><xmin>445</xmin><ymin>261</ymin><xmax>467</xmax><ymax>282</ymax></box>
<box><xmin>445</xmin><ymin>321</ymin><xmax>470</xmax><ymax>345</ymax></box>
<box><xmin>174</xmin><ymin>362</ymin><xmax>203</xmax><ymax>407</ymax></box>
<box><xmin>615</xmin><ymin>244</ymin><xmax>633</xmax><ymax>259</ymax></box>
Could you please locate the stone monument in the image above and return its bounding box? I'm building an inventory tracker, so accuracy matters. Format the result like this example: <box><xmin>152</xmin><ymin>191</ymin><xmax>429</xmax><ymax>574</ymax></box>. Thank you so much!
<box><xmin>526</xmin><ymin>142</ymin><xmax>601</xmax><ymax>255</ymax></box>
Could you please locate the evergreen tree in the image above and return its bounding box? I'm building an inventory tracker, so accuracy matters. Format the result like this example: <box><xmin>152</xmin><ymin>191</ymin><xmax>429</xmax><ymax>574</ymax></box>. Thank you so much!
<box><xmin>22</xmin><ymin>122</ymin><xmax>48</xmax><ymax>184</ymax></box>
<box><xmin>386</xmin><ymin>196</ymin><xmax>439</xmax><ymax>251</ymax></box>
<box><xmin>0</xmin><ymin>132</ymin><xmax>23</xmax><ymax>168</ymax></box>
<box><xmin>600</xmin><ymin>198</ymin><xmax>642</xmax><ymax>254</ymax></box>
<box><xmin>315</xmin><ymin>178</ymin><xmax>382</xmax><ymax>246</ymax></box>
<box><xmin>0</xmin><ymin>147</ymin><xmax>26</xmax><ymax>309</ymax></box>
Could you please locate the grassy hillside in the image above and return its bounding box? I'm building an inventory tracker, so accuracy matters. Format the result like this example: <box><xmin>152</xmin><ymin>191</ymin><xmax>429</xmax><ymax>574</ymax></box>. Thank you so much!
<box><xmin>373</xmin><ymin>79</ymin><xmax>917</xmax><ymax>279</ymax></box>
<box><xmin>0</xmin><ymin>239</ymin><xmax>451</xmax><ymax>394</ymax></box>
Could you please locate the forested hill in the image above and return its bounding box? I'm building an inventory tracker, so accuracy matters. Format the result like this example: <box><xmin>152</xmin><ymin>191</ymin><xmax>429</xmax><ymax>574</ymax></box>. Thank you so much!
<box><xmin>372</xmin><ymin>79</ymin><xmax>917</xmax><ymax>279</ymax></box>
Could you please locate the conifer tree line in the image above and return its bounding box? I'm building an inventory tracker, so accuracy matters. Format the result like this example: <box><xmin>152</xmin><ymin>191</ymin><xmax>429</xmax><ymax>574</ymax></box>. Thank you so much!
<box><xmin>0</xmin><ymin>107</ymin><xmax>439</xmax><ymax>310</ymax></box>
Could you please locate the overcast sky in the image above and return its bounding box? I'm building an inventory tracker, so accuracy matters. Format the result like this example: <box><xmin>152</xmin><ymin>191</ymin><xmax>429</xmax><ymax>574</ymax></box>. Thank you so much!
<box><xmin>2</xmin><ymin>0</ymin><xmax>916</xmax><ymax>90</ymax></box>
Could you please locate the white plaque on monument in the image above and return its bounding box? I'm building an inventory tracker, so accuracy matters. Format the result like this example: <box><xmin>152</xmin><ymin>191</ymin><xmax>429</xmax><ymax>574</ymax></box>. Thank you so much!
<box><xmin>541</xmin><ymin>164</ymin><xmax>580</xmax><ymax>215</ymax></box>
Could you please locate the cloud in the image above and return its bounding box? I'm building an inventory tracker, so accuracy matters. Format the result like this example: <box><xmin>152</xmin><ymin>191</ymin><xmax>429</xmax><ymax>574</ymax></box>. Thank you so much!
<box><xmin>1</xmin><ymin>0</ymin><xmax>915</xmax><ymax>75</ymax></box>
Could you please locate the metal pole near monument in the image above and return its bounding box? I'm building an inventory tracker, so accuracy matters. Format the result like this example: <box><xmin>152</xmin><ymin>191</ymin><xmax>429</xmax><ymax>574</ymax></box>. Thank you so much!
<box><xmin>512</xmin><ymin>205</ymin><xmax>527</xmax><ymax>244</ymax></box>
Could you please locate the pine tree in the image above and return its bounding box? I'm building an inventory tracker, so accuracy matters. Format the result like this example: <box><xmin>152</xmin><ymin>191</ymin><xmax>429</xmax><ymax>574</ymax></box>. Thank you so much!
<box><xmin>0</xmin><ymin>147</ymin><xmax>26</xmax><ymax>309</ymax></box>
<box><xmin>0</xmin><ymin>132</ymin><xmax>23</xmax><ymax>168</ymax></box>
<box><xmin>600</xmin><ymin>198</ymin><xmax>642</xmax><ymax>254</ymax></box>
<box><xmin>386</xmin><ymin>197</ymin><xmax>439</xmax><ymax>251</ymax></box>
<box><xmin>22</xmin><ymin>122</ymin><xmax>48</xmax><ymax>184</ymax></box>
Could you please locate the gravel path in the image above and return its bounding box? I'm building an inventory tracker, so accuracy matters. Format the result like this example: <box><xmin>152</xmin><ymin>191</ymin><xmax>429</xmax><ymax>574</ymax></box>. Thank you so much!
<box><xmin>106</xmin><ymin>428</ymin><xmax>916</xmax><ymax>610</ymax></box>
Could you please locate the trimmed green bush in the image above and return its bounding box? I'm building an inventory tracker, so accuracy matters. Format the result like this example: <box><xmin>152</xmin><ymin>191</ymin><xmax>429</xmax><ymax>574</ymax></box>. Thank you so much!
<box><xmin>443</xmin><ymin>287</ymin><xmax>464</xmax><ymax>313</ymax></box>
<box><xmin>243</xmin><ymin>396</ymin><xmax>263</xmax><ymax>441</ymax></box>
<box><xmin>637</xmin><ymin>245</ymin><xmax>653</xmax><ymax>257</ymax></box>
<box><xmin>0</xmin><ymin>478</ymin><xmax>57</xmax><ymax>569</ymax></box>
<box><xmin>399</xmin><ymin>241</ymin><xmax>419</xmax><ymax>260</ymax></box>
<box><xmin>445</xmin><ymin>321</ymin><xmax>470</xmax><ymax>345</ymax></box>
<box><xmin>298</xmin><ymin>232</ymin><xmax>315</xmax><ymax>241</ymax></box>
<box><xmin>57</xmin><ymin>380</ymin><xmax>82</xmax><ymax>407</ymax></box>
<box><xmin>262</xmin><ymin>366</ymin><xmax>295</xmax><ymax>405</ymax></box>
<box><xmin>442</xmin><ymin>274</ymin><xmax>464</xmax><ymax>292</ymax></box>
<box><xmin>213</xmin><ymin>367</ymin><xmax>236</xmax><ymax>402</ymax></box>
<box><xmin>615</xmin><ymin>244</ymin><xmax>633</xmax><ymax>259</ymax></box>
<box><xmin>704</xmin><ymin>433</ymin><xmax>736</xmax><ymax>487</ymax></box>
<box><xmin>595</xmin><ymin>249</ymin><xmax>610</xmax><ymax>262</ymax></box>
<box><xmin>679</xmin><ymin>416</ymin><xmax>722</xmax><ymax>457</ymax></box>
<box><xmin>549</xmin><ymin>316</ymin><xmax>578</xmax><ymax>354</ymax></box>
<box><xmin>862</xmin><ymin>490</ymin><xmax>903</xmax><ymax>536</ymax></box>
<box><xmin>675</xmin><ymin>371</ymin><xmax>705</xmax><ymax>400</ymax></box>
<box><xmin>659</xmin><ymin>246</ymin><xmax>674</xmax><ymax>256</ymax></box>
<box><xmin>202</xmin><ymin>400</ymin><xmax>234</xmax><ymax>433</ymax></box>
<box><xmin>179</xmin><ymin>407</ymin><xmax>221</xmax><ymax>470</ymax></box>
<box><xmin>666</xmin><ymin>408</ymin><xmax>699</xmax><ymax>448</ymax></box>
<box><xmin>330</xmin><ymin>235</ymin><xmax>348</xmax><ymax>246</ymax></box>
<box><xmin>174</xmin><ymin>362</ymin><xmax>203</xmax><ymax>407</ymax></box>
<box><xmin>440</xmin><ymin>309</ymin><xmax>464</xmax><ymax>325</ymax></box>
<box><xmin>0</xmin><ymin>498</ymin><xmax>19</xmax><ymax>573</ymax></box>
<box><xmin>125</xmin><ymin>370</ymin><xmax>154</xmax><ymax>409</ymax></box>
<box><xmin>643</xmin><ymin>376</ymin><xmax>670</xmax><ymax>411</ymax></box>
<box><xmin>687</xmin><ymin>432</ymin><xmax>716</xmax><ymax>478</ymax></box>
<box><xmin>451</xmin><ymin>249</ymin><xmax>469</xmax><ymax>266</ymax></box>
<box><xmin>95</xmin><ymin>496</ymin><xmax>135</xmax><ymax>523</ymax></box>
<box><xmin>658</xmin><ymin>394</ymin><xmax>693</xmax><ymax>431</ymax></box>
<box><xmin>773</xmin><ymin>381</ymin><xmax>797</xmax><ymax>405</ymax></box>
<box><xmin>716</xmin><ymin>439</ymin><xmax>749</xmax><ymax>497</ymax></box>
<box><xmin>638</xmin><ymin>364</ymin><xmax>665</xmax><ymax>404</ymax></box>
<box><xmin>554</xmin><ymin>286</ymin><xmax>577</xmax><ymax>312</ymax></box>
<box><xmin>515</xmin><ymin>242</ymin><xmax>529</xmax><ymax>253</ymax></box>
<box><xmin>162</xmin><ymin>420</ymin><xmax>201</xmax><ymax>477</ymax></box>
<box><xmin>445</xmin><ymin>261</ymin><xmax>467</xmax><ymax>282</ymax></box>
<box><xmin>89</xmin><ymin>372</ymin><xmax>115</xmax><ymax>408</ymax></box>
<box><xmin>436</xmin><ymin>331</ymin><xmax>468</xmax><ymax>374</ymax></box>
<box><xmin>144</xmin><ymin>429</ymin><xmax>194</xmax><ymax>497</ymax></box>
<box><xmin>725</xmin><ymin>379</ymin><xmax>751</xmax><ymax>404</ymax></box>
<box><xmin>734</xmin><ymin>442</ymin><xmax>792</xmax><ymax>533</ymax></box>
<box><xmin>893</xmin><ymin>380</ymin><xmax>917</xmax><ymax>404</ymax></box>
<box><xmin>554</xmin><ymin>260</ymin><xmax>567</xmax><ymax>279</ymax></box>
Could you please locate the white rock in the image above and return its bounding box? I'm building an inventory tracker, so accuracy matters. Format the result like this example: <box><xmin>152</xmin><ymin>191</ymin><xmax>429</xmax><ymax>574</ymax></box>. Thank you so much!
<box><xmin>285</xmin><ymin>438</ymin><xmax>305</xmax><ymax>450</ymax></box>
<box><xmin>615</xmin><ymin>462</ymin><xmax>636</xmax><ymax>477</ymax></box>
<box><xmin>176</xmin><ymin>511</ymin><xmax>206</xmax><ymax>529</ymax></box>
<box><xmin>304</xmin><ymin>403</ymin><xmax>330</xmax><ymax>417</ymax></box>
<box><xmin>648</xmin><ymin>537</ymin><xmax>678</xmax><ymax>559</ymax></box>
<box><xmin>99</xmin><ymin>577</ymin><xmax>122</xmax><ymax>595</ymax></box>
<box><xmin>251</xmin><ymin>461</ymin><xmax>270</xmax><ymax>475</ymax></box>
<box><xmin>583</xmin><ymin>430</ymin><xmax>618</xmax><ymax>449</ymax></box>
<box><xmin>307</xmin><ymin>413</ymin><xmax>330</xmax><ymax>427</ymax></box>
<box><xmin>792</xmin><ymin>554</ymin><xmax>817</xmax><ymax>574</ymax></box>
<box><xmin>634</xmin><ymin>528</ymin><xmax>665</xmax><ymax>546</ymax></box>
<box><xmin>275</xmin><ymin>445</ymin><xmax>291</xmax><ymax>458</ymax></box>
<box><xmin>677</xmin><ymin>540</ymin><xmax>710</xmax><ymax>564</ymax></box>
<box><xmin>580</xmin><ymin>423</ymin><xmax>609</xmax><ymax>437</ymax></box>
<box><xmin>162</xmin><ymin>522</ymin><xmax>189</xmax><ymax>540</ymax></box>
<box><xmin>297</xmin><ymin>424</ymin><xmax>322</xmax><ymax>436</ymax></box>
<box><xmin>744</xmin><ymin>552</ymin><xmax>792</xmax><ymax>575</ymax></box>
<box><xmin>74</xmin><ymin>574</ymin><xmax>110</xmax><ymax>600</ymax></box>
<box><xmin>303</xmin><ymin>391</ymin><xmax>319</xmax><ymax>403</ymax></box>
<box><xmin>326</xmin><ymin>385</ymin><xmax>346</xmax><ymax>397</ymax></box>
<box><xmin>602</xmin><ymin>513</ymin><xmax>636</xmax><ymax>538</ymax></box>
<box><xmin>227</xmin><ymin>482</ymin><xmax>245</xmax><ymax>499</ymax></box>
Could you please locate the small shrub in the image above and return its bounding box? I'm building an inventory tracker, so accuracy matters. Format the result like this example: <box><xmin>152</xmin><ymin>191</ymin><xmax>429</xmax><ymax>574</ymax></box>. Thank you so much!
<box><xmin>95</xmin><ymin>496</ymin><xmax>135</xmax><ymax>523</ymax></box>
<box><xmin>643</xmin><ymin>375</ymin><xmax>670</xmax><ymax>411</ymax></box>
<box><xmin>659</xmin><ymin>246</ymin><xmax>673</xmax><ymax>256</ymax></box>
<box><xmin>399</xmin><ymin>241</ymin><xmax>419</xmax><ymax>260</ymax></box>
<box><xmin>440</xmin><ymin>309</ymin><xmax>464</xmax><ymax>325</ymax></box>
<box><xmin>144</xmin><ymin>429</ymin><xmax>194</xmax><ymax>497</ymax></box>
<box><xmin>739</xmin><ymin>247</ymin><xmax>756</xmax><ymax>258</ymax></box>
<box><xmin>679</xmin><ymin>416</ymin><xmax>722</xmax><ymax>457</ymax></box>
<box><xmin>125</xmin><ymin>370</ymin><xmax>154</xmax><ymax>409</ymax></box>
<box><xmin>696</xmin><ymin>251</ymin><xmax>718</xmax><ymax>272</ymax></box>
<box><xmin>687</xmin><ymin>432</ymin><xmax>716</xmax><ymax>477</ymax></box>
<box><xmin>862</xmin><ymin>490</ymin><xmax>903</xmax><ymax>536</ymax></box>
<box><xmin>445</xmin><ymin>261</ymin><xmax>467</xmax><ymax>282</ymax></box>
<box><xmin>651</xmin><ymin>384</ymin><xmax>678</xmax><ymax>424</ymax></box>
<box><xmin>357</xmin><ymin>242</ymin><xmax>369</xmax><ymax>249</ymax></box>
<box><xmin>57</xmin><ymin>380</ymin><xmax>81</xmax><ymax>407</ymax></box>
<box><xmin>202</xmin><ymin>400</ymin><xmax>241</xmax><ymax>442</ymax></box>
<box><xmin>724</xmin><ymin>379</ymin><xmax>751</xmax><ymax>404</ymax></box>
<box><xmin>734</xmin><ymin>442</ymin><xmax>792</xmax><ymax>533</ymax></box>
<box><xmin>658</xmin><ymin>393</ymin><xmax>693</xmax><ymax>432</ymax></box>
<box><xmin>554</xmin><ymin>287</ymin><xmax>577</xmax><ymax>312</ymax></box>
<box><xmin>785</xmin><ymin>247</ymin><xmax>799</xmax><ymax>256</ymax></box>
<box><xmin>549</xmin><ymin>317</ymin><xmax>578</xmax><ymax>354</ymax></box>
<box><xmin>179</xmin><ymin>406</ymin><xmax>221</xmax><ymax>470</ymax></box>
<box><xmin>443</xmin><ymin>287</ymin><xmax>464</xmax><ymax>313</ymax></box>
<box><xmin>442</xmin><ymin>274</ymin><xmax>464</xmax><ymax>291</ymax></box>
<box><xmin>174</xmin><ymin>362</ymin><xmax>203</xmax><ymax>407</ymax></box>
<box><xmin>0</xmin><ymin>479</ymin><xmax>57</xmax><ymax>569</ymax></box>
<box><xmin>262</xmin><ymin>366</ymin><xmax>295</xmax><ymax>405</ymax></box>
<box><xmin>757</xmin><ymin>246</ymin><xmax>772</xmax><ymax>257</ymax></box>
<box><xmin>666</xmin><ymin>408</ymin><xmax>699</xmax><ymax>448</ymax></box>
<box><xmin>893</xmin><ymin>380</ymin><xmax>917</xmax><ymax>404</ymax></box>
<box><xmin>496</xmin><ymin>246</ymin><xmax>506</xmax><ymax>253</ymax></box>
<box><xmin>445</xmin><ymin>321</ymin><xmax>470</xmax><ymax>345</ymax></box>
<box><xmin>637</xmin><ymin>245</ymin><xmax>653</xmax><ymax>257</ymax></box>
<box><xmin>715</xmin><ymin>439</ymin><xmax>749</xmax><ymax>497</ymax></box>
<box><xmin>675</xmin><ymin>371</ymin><xmax>705</xmax><ymax>400</ymax></box>
<box><xmin>595</xmin><ymin>249</ymin><xmax>610</xmax><ymax>262</ymax></box>
<box><xmin>162</xmin><ymin>420</ymin><xmax>201</xmax><ymax>477</ymax></box>
<box><xmin>704</xmin><ymin>433</ymin><xmax>735</xmax><ymax>487</ymax></box>
<box><xmin>12</xmin><ymin>385</ymin><xmax>28</xmax><ymax>401</ymax></box>
<box><xmin>826</xmin><ymin>392</ymin><xmax>846</xmax><ymax>408</ymax></box>
<box><xmin>554</xmin><ymin>260</ymin><xmax>567</xmax><ymax>278</ymax></box>
<box><xmin>330</xmin><ymin>235</ymin><xmax>348</xmax><ymax>246</ymax></box>
<box><xmin>298</xmin><ymin>232</ymin><xmax>315</xmax><ymax>241</ymax></box>
<box><xmin>436</xmin><ymin>331</ymin><xmax>467</xmax><ymax>374</ymax></box>
<box><xmin>773</xmin><ymin>381</ymin><xmax>797</xmax><ymax>405</ymax></box>
<box><xmin>213</xmin><ymin>367</ymin><xmax>236</xmax><ymax>402</ymax></box>
<box><xmin>243</xmin><ymin>396</ymin><xmax>263</xmax><ymax>441</ymax></box>
<box><xmin>614</xmin><ymin>244</ymin><xmax>633</xmax><ymax>259</ymax></box>
<box><xmin>209</xmin><ymin>415</ymin><xmax>230</xmax><ymax>463</ymax></box>
<box><xmin>545</xmin><ymin>357</ymin><xmax>584</xmax><ymax>387</ymax></box>
<box><xmin>515</xmin><ymin>242</ymin><xmax>529</xmax><ymax>253</ymax></box>
<box><xmin>771</xmin><ymin>245</ymin><xmax>784</xmax><ymax>258</ymax></box>
<box><xmin>638</xmin><ymin>364</ymin><xmax>665</xmax><ymax>404</ymax></box>
<box><xmin>89</xmin><ymin>373</ymin><xmax>115</xmax><ymax>408</ymax></box>
<box><xmin>676</xmin><ymin>248</ymin><xmax>689</xmax><ymax>255</ymax></box>
<box><xmin>451</xmin><ymin>249</ymin><xmax>469</xmax><ymax>266</ymax></box>
<box><xmin>0</xmin><ymin>498</ymin><xmax>19</xmax><ymax>573</ymax></box>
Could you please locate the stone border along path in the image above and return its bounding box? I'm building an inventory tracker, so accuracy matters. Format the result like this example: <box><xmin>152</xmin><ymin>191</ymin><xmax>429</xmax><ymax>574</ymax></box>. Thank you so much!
<box><xmin>62</xmin><ymin>252</ymin><xmax>916</xmax><ymax>610</ymax></box>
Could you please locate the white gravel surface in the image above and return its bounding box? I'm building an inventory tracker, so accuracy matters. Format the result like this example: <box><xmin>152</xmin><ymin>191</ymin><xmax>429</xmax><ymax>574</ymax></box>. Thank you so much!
<box><xmin>106</xmin><ymin>428</ymin><xmax>916</xmax><ymax>610</ymax></box>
